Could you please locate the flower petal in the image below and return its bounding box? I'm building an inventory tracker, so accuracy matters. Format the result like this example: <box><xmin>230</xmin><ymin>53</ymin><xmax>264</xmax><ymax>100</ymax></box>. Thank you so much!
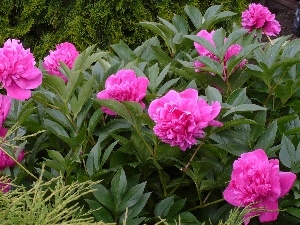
<box><xmin>279</xmin><ymin>172</ymin><xmax>296</xmax><ymax>198</ymax></box>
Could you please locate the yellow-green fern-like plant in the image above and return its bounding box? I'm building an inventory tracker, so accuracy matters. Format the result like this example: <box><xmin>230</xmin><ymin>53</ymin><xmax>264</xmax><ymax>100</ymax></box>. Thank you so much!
<box><xmin>0</xmin><ymin>171</ymin><xmax>115</xmax><ymax>225</ymax></box>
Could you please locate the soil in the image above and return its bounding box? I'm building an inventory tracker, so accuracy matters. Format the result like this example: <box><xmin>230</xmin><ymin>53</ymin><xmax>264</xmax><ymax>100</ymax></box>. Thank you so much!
<box><xmin>252</xmin><ymin>0</ymin><xmax>298</xmax><ymax>39</ymax></box>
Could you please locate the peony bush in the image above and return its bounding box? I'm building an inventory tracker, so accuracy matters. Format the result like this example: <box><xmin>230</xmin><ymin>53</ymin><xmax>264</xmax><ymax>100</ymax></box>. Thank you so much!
<box><xmin>0</xmin><ymin>3</ymin><xmax>300</xmax><ymax>225</ymax></box>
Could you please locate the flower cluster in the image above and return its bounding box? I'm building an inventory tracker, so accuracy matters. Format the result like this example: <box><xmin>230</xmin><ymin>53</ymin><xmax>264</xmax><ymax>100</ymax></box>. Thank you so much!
<box><xmin>194</xmin><ymin>30</ymin><xmax>246</xmax><ymax>79</ymax></box>
<box><xmin>224</xmin><ymin>149</ymin><xmax>296</xmax><ymax>224</ymax></box>
<box><xmin>0</xmin><ymin>39</ymin><xmax>42</xmax><ymax>100</ymax></box>
<box><xmin>148</xmin><ymin>89</ymin><xmax>222</xmax><ymax>151</ymax></box>
<box><xmin>43</xmin><ymin>42</ymin><xmax>79</xmax><ymax>82</ymax></box>
<box><xmin>242</xmin><ymin>3</ymin><xmax>281</xmax><ymax>36</ymax></box>
<box><xmin>97</xmin><ymin>69</ymin><xmax>149</xmax><ymax>115</ymax></box>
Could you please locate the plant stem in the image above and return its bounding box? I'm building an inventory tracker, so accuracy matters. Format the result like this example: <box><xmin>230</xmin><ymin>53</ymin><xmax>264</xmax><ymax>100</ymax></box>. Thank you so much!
<box><xmin>266</xmin><ymin>34</ymin><xmax>273</xmax><ymax>45</ymax></box>
<box><xmin>0</xmin><ymin>146</ymin><xmax>38</xmax><ymax>180</ymax></box>
<box><xmin>188</xmin><ymin>198</ymin><xmax>225</xmax><ymax>211</ymax></box>
<box><xmin>182</xmin><ymin>136</ymin><xmax>207</xmax><ymax>173</ymax></box>
<box><xmin>158</xmin><ymin>169</ymin><xmax>167</xmax><ymax>198</ymax></box>
<box><xmin>134</xmin><ymin>125</ymin><xmax>154</xmax><ymax>156</ymax></box>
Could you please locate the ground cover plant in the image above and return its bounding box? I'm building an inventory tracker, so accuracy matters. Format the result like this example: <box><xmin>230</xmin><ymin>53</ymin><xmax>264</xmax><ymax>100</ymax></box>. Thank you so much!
<box><xmin>0</xmin><ymin>3</ymin><xmax>300</xmax><ymax>225</ymax></box>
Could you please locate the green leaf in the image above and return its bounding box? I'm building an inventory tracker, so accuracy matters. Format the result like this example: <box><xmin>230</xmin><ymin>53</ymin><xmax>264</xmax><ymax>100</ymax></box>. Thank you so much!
<box><xmin>86</xmin><ymin>138</ymin><xmax>101</xmax><ymax>176</ymax></box>
<box><xmin>279</xmin><ymin>135</ymin><xmax>296</xmax><ymax>168</ymax></box>
<box><xmin>226</xmin><ymin>88</ymin><xmax>247</xmax><ymax>106</ymax></box>
<box><xmin>168</xmin><ymin>199</ymin><xmax>186</xmax><ymax>217</ymax></box>
<box><xmin>266</xmin><ymin>36</ymin><xmax>290</xmax><ymax>67</ymax></box>
<box><xmin>42</xmin><ymin>74</ymin><xmax>66</xmax><ymax>100</ymax></box>
<box><xmin>157</xmin><ymin>78</ymin><xmax>180</xmax><ymax>95</ymax></box>
<box><xmin>156</xmin><ymin>64</ymin><xmax>170</xmax><ymax>89</ymax></box>
<box><xmin>72</xmin><ymin>75</ymin><xmax>95</xmax><ymax>117</ymax></box>
<box><xmin>195</xmin><ymin>56</ymin><xmax>222</xmax><ymax>76</ymax></box>
<box><xmin>44</xmin><ymin>119</ymin><xmax>69</xmax><ymax>138</ymax></box>
<box><xmin>47</xmin><ymin>150</ymin><xmax>67</xmax><ymax>168</ymax></box>
<box><xmin>126</xmin><ymin>192</ymin><xmax>151</xmax><ymax>219</ymax></box>
<box><xmin>216</xmin><ymin>118</ymin><xmax>257</xmax><ymax>131</ymax></box>
<box><xmin>44</xmin><ymin>108</ymin><xmax>75</xmax><ymax>132</ymax></box>
<box><xmin>202</xmin><ymin>5</ymin><xmax>222</xmax><ymax>29</ymax></box>
<box><xmin>287</xmin><ymin>207</ymin><xmax>300</xmax><ymax>219</ymax></box>
<box><xmin>123</xmin><ymin>101</ymin><xmax>143</xmax><ymax>117</ymax></box>
<box><xmin>111</xmin><ymin>41</ymin><xmax>138</xmax><ymax>62</ymax></box>
<box><xmin>224</xmin><ymin>29</ymin><xmax>249</xmax><ymax>51</ymax></box>
<box><xmin>88</xmin><ymin>110</ymin><xmax>102</xmax><ymax>136</ymax></box>
<box><xmin>44</xmin><ymin>160</ymin><xmax>65</xmax><ymax>173</ymax></box>
<box><xmin>222</xmin><ymin>104</ymin><xmax>266</xmax><ymax>117</ymax></box>
<box><xmin>111</xmin><ymin>168</ymin><xmax>127</xmax><ymax>206</ymax></box>
<box><xmin>118</xmin><ymin>182</ymin><xmax>147</xmax><ymax>213</ymax></box>
<box><xmin>172</xmin><ymin>15</ymin><xmax>188</xmax><ymax>34</ymax></box>
<box><xmin>158</xmin><ymin>17</ymin><xmax>178</xmax><ymax>33</ymax></box>
<box><xmin>185</xmin><ymin>35</ymin><xmax>218</xmax><ymax>56</ymax></box>
<box><xmin>72</xmin><ymin>44</ymin><xmax>96</xmax><ymax>70</ymax></box>
<box><xmin>63</xmin><ymin>70</ymin><xmax>84</xmax><ymax>103</ymax></box>
<box><xmin>85</xmin><ymin>199</ymin><xmax>114</xmax><ymax>222</ymax></box>
<box><xmin>92</xmin><ymin>184</ymin><xmax>115</xmax><ymax>211</ymax></box>
<box><xmin>94</xmin><ymin>119</ymin><xmax>131</xmax><ymax>139</ymax></box>
<box><xmin>101</xmin><ymin>141</ymin><xmax>118</xmax><ymax>166</ymax></box>
<box><xmin>184</xmin><ymin>5</ymin><xmax>202</xmax><ymax>29</ymax></box>
<box><xmin>82</xmin><ymin>51</ymin><xmax>109</xmax><ymax>71</ymax></box>
<box><xmin>212</xmin><ymin>28</ymin><xmax>226</xmax><ymax>56</ymax></box>
<box><xmin>205</xmin><ymin>86</ymin><xmax>222</xmax><ymax>103</ymax></box>
<box><xmin>96</xmin><ymin>99</ymin><xmax>133</xmax><ymax>122</ymax></box>
<box><xmin>173</xmin><ymin>33</ymin><xmax>184</xmax><ymax>44</ymax></box>
<box><xmin>150</xmin><ymin>46</ymin><xmax>172</xmax><ymax>66</ymax></box>
<box><xmin>254</xmin><ymin>120</ymin><xmax>278</xmax><ymax>152</ymax></box>
<box><xmin>154</xmin><ymin>196</ymin><xmax>175</xmax><ymax>217</ymax></box>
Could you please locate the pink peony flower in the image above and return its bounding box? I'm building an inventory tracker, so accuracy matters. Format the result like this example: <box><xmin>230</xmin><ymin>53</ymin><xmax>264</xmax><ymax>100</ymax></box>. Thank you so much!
<box><xmin>43</xmin><ymin>42</ymin><xmax>79</xmax><ymax>82</ymax></box>
<box><xmin>0</xmin><ymin>94</ymin><xmax>11</xmax><ymax>128</ymax></box>
<box><xmin>223</xmin><ymin>149</ymin><xmax>296</xmax><ymax>224</ymax></box>
<box><xmin>242</xmin><ymin>3</ymin><xmax>281</xmax><ymax>36</ymax></box>
<box><xmin>0</xmin><ymin>128</ymin><xmax>25</xmax><ymax>170</ymax></box>
<box><xmin>0</xmin><ymin>177</ymin><xmax>11</xmax><ymax>193</ymax></box>
<box><xmin>0</xmin><ymin>39</ymin><xmax>43</xmax><ymax>100</ymax></box>
<box><xmin>97</xmin><ymin>69</ymin><xmax>149</xmax><ymax>115</ymax></box>
<box><xmin>194</xmin><ymin>30</ymin><xmax>246</xmax><ymax>79</ymax></box>
<box><xmin>148</xmin><ymin>89</ymin><xmax>222</xmax><ymax>151</ymax></box>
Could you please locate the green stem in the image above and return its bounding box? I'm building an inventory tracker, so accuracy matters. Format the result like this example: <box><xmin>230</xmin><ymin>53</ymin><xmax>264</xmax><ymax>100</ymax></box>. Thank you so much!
<box><xmin>168</xmin><ymin>135</ymin><xmax>211</xmax><ymax>196</ymax></box>
<box><xmin>188</xmin><ymin>198</ymin><xmax>225</xmax><ymax>211</ymax></box>
<box><xmin>182</xmin><ymin>136</ymin><xmax>208</xmax><ymax>173</ymax></box>
<box><xmin>158</xmin><ymin>169</ymin><xmax>167</xmax><ymax>198</ymax></box>
<box><xmin>134</xmin><ymin>125</ymin><xmax>154</xmax><ymax>156</ymax></box>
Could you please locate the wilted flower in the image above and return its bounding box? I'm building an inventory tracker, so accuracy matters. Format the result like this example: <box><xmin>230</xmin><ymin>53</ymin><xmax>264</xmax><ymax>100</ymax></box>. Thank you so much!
<box><xmin>241</xmin><ymin>3</ymin><xmax>281</xmax><ymax>36</ymax></box>
<box><xmin>97</xmin><ymin>69</ymin><xmax>149</xmax><ymax>115</ymax></box>
<box><xmin>223</xmin><ymin>149</ymin><xmax>296</xmax><ymax>224</ymax></box>
<box><xmin>0</xmin><ymin>39</ymin><xmax>43</xmax><ymax>100</ymax></box>
<box><xmin>194</xmin><ymin>30</ymin><xmax>246</xmax><ymax>79</ymax></box>
<box><xmin>0</xmin><ymin>128</ymin><xmax>25</xmax><ymax>170</ymax></box>
<box><xmin>43</xmin><ymin>42</ymin><xmax>79</xmax><ymax>82</ymax></box>
<box><xmin>148</xmin><ymin>89</ymin><xmax>222</xmax><ymax>151</ymax></box>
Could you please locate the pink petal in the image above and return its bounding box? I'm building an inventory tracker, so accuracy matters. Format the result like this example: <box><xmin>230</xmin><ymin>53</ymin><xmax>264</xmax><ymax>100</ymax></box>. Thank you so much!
<box><xmin>259</xmin><ymin>197</ymin><xmax>279</xmax><ymax>222</ymax></box>
<box><xmin>223</xmin><ymin>185</ymin><xmax>244</xmax><ymax>207</ymax></box>
<box><xmin>179</xmin><ymin>88</ymin><xmax>198</xmax><ymax>100</ymax></box>
<box><xmin>0</xmin><ymin>128</ymin><xmax>8</xmax><ymax>137</ymax></box>
<box><xmin>6</xmin><ymin>82</ymin><xmax>31</xmax><ymax>100</ymax></box>
<box><xmin>279</xmin><ymin>172</ymin><xmax>296</xmax><ymax>198</ymax></box>
<box><xmin>14</xmin><ymin>69</ymin><xmax>42</xmax><ymax>89</ymax></box>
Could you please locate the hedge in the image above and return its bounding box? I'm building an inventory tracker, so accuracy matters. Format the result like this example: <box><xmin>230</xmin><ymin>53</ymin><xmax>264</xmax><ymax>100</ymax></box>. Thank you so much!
<box><xmin>0</xmin><ymin>0</ymin><xmax>248</xmax><ymax>58</ymax></box>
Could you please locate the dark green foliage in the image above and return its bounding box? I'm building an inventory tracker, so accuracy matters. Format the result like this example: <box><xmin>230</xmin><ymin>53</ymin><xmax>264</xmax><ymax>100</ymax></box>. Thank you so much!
<box><xmin>0</xmin><ymin>0</ymin><xmax>247</xmax><ymax>58</ymax></box>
